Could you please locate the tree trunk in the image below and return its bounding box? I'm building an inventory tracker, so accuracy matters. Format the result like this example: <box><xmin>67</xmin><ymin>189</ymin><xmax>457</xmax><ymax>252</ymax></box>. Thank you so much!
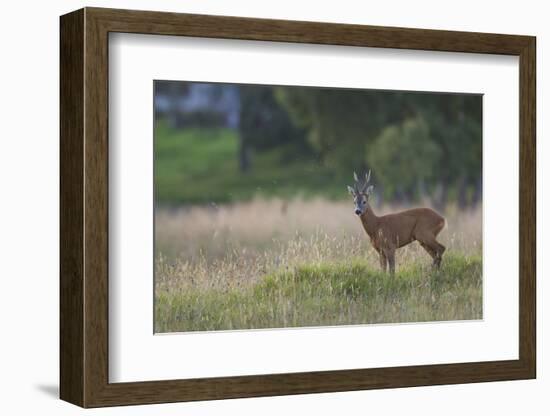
<box><xmin>168</xmin><ymin>82</ymin><xmax>181</xmax><ymax>129</ymax></box>
<box><xmin>457</xmin><ymin>175</ymin><xmax>468</xmax><ymax>209</ymax></box>
<box><xmin>417</xmin><ymin>179</ymin><xmax>427</xmax><ymax>204</ymax></box>
<box><xmin>432</xmin><ymin>181</ymin><xmax>448</xmax><ymax>213</ymax></box>
<box><xmin>472</xmin><ymin>175</ymin><xmax>482</xmax><ymax>207</ymax></box>
<box><xmin>239</xmin><ymin>139</ymin><xmax>251</xmax><ymax>173</ymax></box>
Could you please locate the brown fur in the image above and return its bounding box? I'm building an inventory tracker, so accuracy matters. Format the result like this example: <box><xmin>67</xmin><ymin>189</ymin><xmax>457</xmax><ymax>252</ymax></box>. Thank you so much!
<box><xmin>359</xmin><ymin>205</ymin><xmax>446</xmax><ymax>274</ymax></box>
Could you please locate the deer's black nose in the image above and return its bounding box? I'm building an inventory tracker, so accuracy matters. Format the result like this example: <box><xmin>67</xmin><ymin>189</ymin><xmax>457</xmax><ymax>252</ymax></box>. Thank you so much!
<box><xmin>355</xmin><ymin>209</ymin><xmax>361</xmax><ymax>215</ymax></box>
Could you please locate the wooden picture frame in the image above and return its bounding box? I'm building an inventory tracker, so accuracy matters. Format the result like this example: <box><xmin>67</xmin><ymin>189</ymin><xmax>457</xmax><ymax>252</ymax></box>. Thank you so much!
<box><xmin>60</xmin><ymin>7</ymin><xmax>536</xmax><ymax>408</ymax></box>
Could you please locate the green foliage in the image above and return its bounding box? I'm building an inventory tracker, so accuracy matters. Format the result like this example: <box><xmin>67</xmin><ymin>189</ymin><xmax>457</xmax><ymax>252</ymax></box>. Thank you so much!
<box><xmin>155</xmin><ymin>81</ymin><xmax>482</xmax><ymax>205</ymax></box>
<box><xmin>367</xmin><ymin>116</ymin><xmax>441</xmax><ymax>197</ymax></box>
<box><xmin>240</xmin><ymin>85</ymin><xmax>307</xmax><ymax>151</ymax></box>
<box><xmin>154</xmin><ymin>123</ymin><xmax>351</xmax><ymax>204</ymax></box>
<box><xmin>274</xmin><ymin>87</ymin><xmax>482</xmax><ymax>202</ymax></box>
<box><xmin>275</xmin><ymin>87</ymin><xmax>400</xmax><ymax>169</ymax></box>
<box><xmin>155</xmin><ymin>253</ymin><xmax>482</xmax><ymax>332</ymax></box>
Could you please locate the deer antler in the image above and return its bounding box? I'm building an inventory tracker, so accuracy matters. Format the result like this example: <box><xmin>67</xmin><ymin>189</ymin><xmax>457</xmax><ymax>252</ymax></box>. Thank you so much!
<box><xmin>352</xmin><ymin>170</ymin><xmax>372</xmax><ymax>193</ymax></box>
<box><xmin>351</xmin><ymin>172</ymin><xmax>358</xmax><ymax>193</ymax></box>
<box><xmin>360</xmin><ymin>170</ymin><xmax>371</xmax><ymax>193</ymax></box>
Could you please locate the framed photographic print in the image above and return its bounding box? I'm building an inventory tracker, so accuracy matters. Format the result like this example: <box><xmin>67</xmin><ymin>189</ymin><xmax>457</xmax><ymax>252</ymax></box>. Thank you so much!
<box><xmin>60</xmin><ymin>7</ymin><xmax>536</xmax><ymax>408</ymax></box>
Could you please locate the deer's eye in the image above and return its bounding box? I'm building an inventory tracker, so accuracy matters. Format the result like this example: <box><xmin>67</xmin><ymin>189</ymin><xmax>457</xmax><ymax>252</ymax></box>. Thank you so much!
<box><xmin>362</xmin><ymin>200</ymin><xmax>366</xmax><ymax>205</ymax></box>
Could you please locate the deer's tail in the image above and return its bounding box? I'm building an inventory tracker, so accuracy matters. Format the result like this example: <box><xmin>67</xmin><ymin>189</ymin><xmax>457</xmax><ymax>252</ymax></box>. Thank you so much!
<box><xmin>439</xmin><ymin>218</ymin><xmax>447</xmax><ymax>234</ymax></box>
<box><xmin>434</xmin><ymin>217</ymin><xmax>447</xmax><ymax>236</ymax></box>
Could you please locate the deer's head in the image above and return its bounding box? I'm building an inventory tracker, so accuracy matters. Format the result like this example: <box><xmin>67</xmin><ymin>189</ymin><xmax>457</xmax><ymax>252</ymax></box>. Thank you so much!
<box><xmin>347</xmin><ymin>171</ymin><xmax>374</xmax><ymax>216</ymax></box>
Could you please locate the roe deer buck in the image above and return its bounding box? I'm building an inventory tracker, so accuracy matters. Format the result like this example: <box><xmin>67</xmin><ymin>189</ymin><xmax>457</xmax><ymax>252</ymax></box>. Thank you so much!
<box><xmin>347</xmin><ymin>171</ymin><xmax>446</xmax><ymax>275</ymax></box>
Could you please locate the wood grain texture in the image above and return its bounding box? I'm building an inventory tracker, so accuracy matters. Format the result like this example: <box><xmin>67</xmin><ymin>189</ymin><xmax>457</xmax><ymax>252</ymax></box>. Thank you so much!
<box><xmin>59</xmin><ymin>8</ymin><xmax>84</xmax><ymax>407</ymax></box>
<box><xmin>83</xmin><ymin>10</ymin><xmax>110</xmax><ymax>406</ymax></box>
<box><xmin>89</xmin><ymin>7</ymin><xmax>532</xmax><ymax>55</ymax></box>
<box><xmin>518</xmin><ymin>38</ymin><xmax>536</xmax><ymax>375</ymax></box>
<box><xmin>59</xmin><ymin>7</ymin><xmax>537</xmax><ymax>408</ymax></box>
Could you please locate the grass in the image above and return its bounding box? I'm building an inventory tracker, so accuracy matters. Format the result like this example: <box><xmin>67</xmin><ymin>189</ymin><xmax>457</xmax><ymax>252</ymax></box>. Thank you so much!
<box><xmin>155</xmin><ymin>253</ymin><xmax>482</xmax><ymax>332</ymax></box>
<box><xmin>155</xmin><ymin>123</ymin><xmax>352</xmax><ymax>204</ymax></box>
<box><xmin>154</xmin><ymin>199</ymin><xmax>483</xmax><ymax>332</ymax></box>
<box><xmin>154</xmin><ymin>124</ymin><xmax>483</xmax><ymax>332</ymax></box>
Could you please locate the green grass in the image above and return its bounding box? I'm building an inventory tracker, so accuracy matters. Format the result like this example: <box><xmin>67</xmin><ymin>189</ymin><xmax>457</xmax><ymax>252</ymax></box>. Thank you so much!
<box><xmin>155</xmin><ymin>253</ymin><xmax>482</xmax><ymax>332</ymax></box>
<box><xmin>155</xmin><ymin>123</ymin><xmax>351</xmax><ymax>204</ymax></box>
<box><xmin>154</xmin><ymin>124</ymin><xmax>483</xmax><ymax>332</ymax></box>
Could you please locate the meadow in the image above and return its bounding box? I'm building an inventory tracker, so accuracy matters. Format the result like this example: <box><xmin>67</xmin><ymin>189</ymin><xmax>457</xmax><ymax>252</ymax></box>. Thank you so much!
<box><xmin>154</xmin><ymin>108</ymin><xmax>483</xmax><ymax>333</ymax></box>
<box><xmin>154</xmin><ymin>198</ymin><xmax>482</xmax><ymax>332</ymax></box>
<box><xmin>154</xmin><ymin>124</ymin><xmax>354</xmax><ymax>205</ymax></box>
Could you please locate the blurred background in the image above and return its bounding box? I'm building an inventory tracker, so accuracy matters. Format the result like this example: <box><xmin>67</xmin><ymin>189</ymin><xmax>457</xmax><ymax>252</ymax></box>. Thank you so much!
<box><xmin>154</xmin><ymin>80</ymin><xmax>482</xmax><ymax>209</ymax></box>
<box><xmin>153</xmin><ymin>81</ymin><xmax>483</xmax><ymax>332</ymax></box>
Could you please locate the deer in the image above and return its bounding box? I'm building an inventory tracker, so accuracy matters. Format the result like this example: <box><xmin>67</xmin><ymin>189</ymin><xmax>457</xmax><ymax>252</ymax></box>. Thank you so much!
<box><xmin>347</xmin><ymin>171</ymin><xmax>446</xmax><ymax>275</ymax></box>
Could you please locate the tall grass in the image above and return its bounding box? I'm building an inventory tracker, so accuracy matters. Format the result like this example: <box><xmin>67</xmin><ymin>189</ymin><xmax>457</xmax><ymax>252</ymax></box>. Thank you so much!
<box><xmin>155</xmin><ymin>198</ymin><xmax>482</xmax><ymax>332</ymax></box>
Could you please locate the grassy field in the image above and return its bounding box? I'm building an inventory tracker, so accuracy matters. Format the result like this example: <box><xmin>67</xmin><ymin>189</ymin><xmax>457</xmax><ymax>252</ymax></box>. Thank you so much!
<box><xmin>155</xmin><ymin>124</ymin><xmax>355</xmax><ymax>204</ymax></box>
<box><xmin>154</xmin><ymin>199</ymin><xmax>482</xmax><ymax>333</ymax></box>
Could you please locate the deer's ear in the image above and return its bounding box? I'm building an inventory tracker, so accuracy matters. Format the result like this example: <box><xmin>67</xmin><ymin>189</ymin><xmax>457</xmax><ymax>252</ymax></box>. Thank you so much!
<box><xmin>347</xmin><ymin>185</ymin><xmax>356</xmax><ymax>195</ymax></box>
<box><xmin>366</xmin><ymin>185</ymin><xmax>374</xmax><ymax>195</ymax></box>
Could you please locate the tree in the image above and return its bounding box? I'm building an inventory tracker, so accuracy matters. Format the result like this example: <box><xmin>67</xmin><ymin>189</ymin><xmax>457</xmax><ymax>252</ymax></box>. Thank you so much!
<box><xmin>414</xmin><ymin>95</ymin><xmax>482</xmax><ymax>207</ymax></box>
<box><xmin>367</xmin><ymin>116</ymin><xmax>441</xmax><ymax>202</ymax></box>
<box><xmin>275</xmin><ymin>87</ymin><xmax>406</xmax><ymax>170</ymax></box>
<box><xmin>154</xmin><ymin>81</ymin><xmax>189</xmax><ymax>129</ymax></box>
<box><xmin>239</xmin><ymin>85</ymin><xmax>307</xmax><ymax>172</ymax></box>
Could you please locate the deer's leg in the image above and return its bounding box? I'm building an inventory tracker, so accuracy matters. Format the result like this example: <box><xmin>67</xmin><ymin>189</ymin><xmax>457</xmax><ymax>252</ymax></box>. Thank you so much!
<box><xmin>433</xmin><ymin>240</ymin><xmax>446</xmax><ymax>268</ymax></box>
<box><xmin>419</xmin><ymin>241</ymin><xmax>437</xmax><ymax>264</ymax></box>
<box><xmin>378</xmin><ymin>252</ymin><xmax>387</xmax><ymax>273</ymax></box>
<box><xmin>418</xmin><ymin>235</ymin><xmax>445</xmax><ymax>269</ymax></box>
<box><xmin>385</xmin><ymin>249</ymin><xmax>396</xmax><ymax>276</ymax></box>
